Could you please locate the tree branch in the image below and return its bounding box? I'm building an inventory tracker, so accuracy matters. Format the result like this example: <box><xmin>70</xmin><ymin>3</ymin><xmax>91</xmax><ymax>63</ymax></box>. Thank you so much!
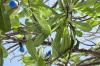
<box><xmin>7</xmin><ymin>44</ymin><xmax>19</xmax><ymax>51</ymax></box>
<box><xmin>73</xmin><ymin>49</ymin><xmax>100</xmax><ymax>57</ymax></box>
<box><xmin>76</xmin><ymin>57</ymin><xmax>96</xmax><ymax>66</ymax></box>
<box><xmin>79</xmin><ymin>61</ymin><xmax>100</xmax><ymax>66</ymax></box>
<box><xmin>51</xmin><ymin>1</ymin><xmax>58</xmax><ymax>8</ymax></box>
<box><xmin>73</xmin><ymin>15</ymin><xmax>88</xmax><ymax>19</ymax></box>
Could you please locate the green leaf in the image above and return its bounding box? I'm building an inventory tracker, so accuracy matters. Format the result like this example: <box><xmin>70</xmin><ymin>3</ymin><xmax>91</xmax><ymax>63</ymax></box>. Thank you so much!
<box><xmin>10</xmin><ymin>15</ymin><xmax>20</xmax><ymax>29</ymax></box>
<box><xmin>38</xmin><ymin>47</ymin><xmax>44</xmax><ymax>58</ymax></box>
<box><xmin>60</xmin><ymin>27</ymin><xmax>71</xmax><ymax>52</ymax></box>
<box><xmin>58</xmin><ymin>0</ymin><xmax>64</xmax><ymax>10</ymax></box>
<box><xmin>52</xmin><ymin>28</ymin><xmax>63</xmax><ymax>57</ymax></box>
<box><xmin>48</xmin><ymin>14</ymin><xmax>62</xmax><ymax>27</ymax></box>
<box><xmin>0</xmin><ymin>5</ymin><xmax>11</xmax><ymax>32</ymax></box>
<box><xmin>37</xmin><ymin>57</ymin><xmax>47</xmax><ymax>66</ymax></box>
<box><xmin>0</xmin><ymin>45</ymin><xmax>3</xmax><ymax>66</ymax></box>
<box><xmin>23</xmin><ymin>56</ymin><xmax>34</xmax><ymax>65</ymax></box>
<box><xmin>23</xmin><ymin>0</ymin><xmax>28</xmax><ymax>4</ymax></box>
<box><xmin>76</xmin><ymin>30</ymin><xmax>83</xmax><ymax>37</ymax></box>
<box><xmin>26</xmin><ymin>34</ymin><xmax>47</xmax><ymax>59</ymax></box>
<box><xmin>52</xmin><ymin>48</ymin><xmax>59</xmax><ymax>58</ymax></box>
<box><xmin>39</xmin><ymin>6</ymin><xmax>53</xmax><ymax>17</ymax></box>
<box><xmin>50</xmin><ymin>15</ymin><xmax>65</xmax><ymax>32</ymax></box>
<box><xmin>33</xmin><ymin>11</ymin><xmax>51</xmax><ymax>34</ymax></box>
<box><xmin>75</xmin><ymin>0</ymin><xmax>97</xmax><ymax>17</ymax></box>
<box><xmin>26</xmin><ymin>39</ymin><xmax>47</xmax><ymax>66</ymax></box>
<box><xmin>26</xmin><ymin>40</ymin><xmax>38</xmax><ymax>59</ymax></box>
<box><xmin>86</xmin><ymin>20</ymin><xmax>99</xmax><ymax>27</ymax></box>
<box><xmin>75</xmin><ymin>22</ymin><xmax>92</xmax><ymax>32</ymax></box>
<box><xmin>31</xmin><ymin>0</ymin><xmax>43</xmax><ymax>6</ymax></box>
<box><xmin>25</xmin><ymin>19</ymin><xmax>33</xmax><ymax>26</ymax></box>
<box><xmin>1</xmin><ymin>46</ymin><xmax>8</xmax><ymax>58</ymax></box>
<box><xmin>33</xmin><ymin>33</ymin><xmax>47</xmax><ymax>47</ymax></box>
<box><xmin>71</xmin><ymin>53</ymin><xmax>81</xmax><ymax>66</ymax></box>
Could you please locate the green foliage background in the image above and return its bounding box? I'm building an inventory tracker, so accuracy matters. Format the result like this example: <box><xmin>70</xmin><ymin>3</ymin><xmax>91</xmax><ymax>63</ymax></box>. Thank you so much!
<box><xmin>0</xmin><ymin>0</ymin><xmax>100</xmax><ymax>66</ymax></box>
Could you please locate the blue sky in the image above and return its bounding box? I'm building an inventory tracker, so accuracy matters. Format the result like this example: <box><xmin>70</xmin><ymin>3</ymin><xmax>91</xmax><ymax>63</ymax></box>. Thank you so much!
<box><xmin>3</xmin><ymin>42</ymin><xmax>27</xmax><ymax>66</ymax></box>
<box><xmin>3</xmin><ymin>49</ymin><xmax>24</xmax><ymax>66</ymax></box>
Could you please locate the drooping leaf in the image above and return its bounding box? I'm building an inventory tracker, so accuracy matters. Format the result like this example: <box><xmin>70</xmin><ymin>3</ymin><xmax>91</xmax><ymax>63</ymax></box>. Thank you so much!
<box><xmin>52</xmin><ymin>27</ymin><xmax>63</xmax><ymax>57</ymax></box>
<box><xmin>60</xmin><ymin>27</ymin><xmax>71</xmax><ymax>52</ymax></box>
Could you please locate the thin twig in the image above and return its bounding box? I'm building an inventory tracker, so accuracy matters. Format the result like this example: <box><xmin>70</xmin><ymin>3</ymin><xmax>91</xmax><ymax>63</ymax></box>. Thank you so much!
<box><xmin>73</xmin><ymin>15</ymin><xmax>88</xmax><ymax>19</ymax></box>
<box><xmin>8</xmin><ymin>46</ymin><xmax>19</xmax><ymax>54</ymax></box>
<box><xmin>74</xmin><ymin>49</ymin><xmax>100</xmax><ymax>57</ymax></box>
<box><xmin>85</xmin><ymin>39</ymin><xmax>96</xmax><ymax>45</ymax></box>
<box><xmin>7</xmin><ymin>44</ymin><xmax>19</xmax><ymax>51</ymax></box>
<box><xmin>76</xmin><ymin>57</ymin><xmax>96</xmax><ymax>66</ymax></box>
<box><xmin>96</xmin><ymin>25</ymin><xmax>100</xmax><ymax>33</ymax></box>
<box><xmin>79</xmin><ymin>41</ymin><xmax>95</xmax><ymax>46</ymax></box>
<box><xmin>51</xmin><ymin>1</ymin><xmax>58</xmax><ymax>8</ymax></box>
<box><xmin>79</xmin><ymin>61</ymin><xmax>100</xmax><ymax>66</ymax></box>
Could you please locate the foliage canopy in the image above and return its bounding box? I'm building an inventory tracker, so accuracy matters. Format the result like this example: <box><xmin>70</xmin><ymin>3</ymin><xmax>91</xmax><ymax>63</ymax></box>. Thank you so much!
<box><xmin>0</xmin><ymin>0</ymin><xmax>100</xmax><ymax>66</ymax></box>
